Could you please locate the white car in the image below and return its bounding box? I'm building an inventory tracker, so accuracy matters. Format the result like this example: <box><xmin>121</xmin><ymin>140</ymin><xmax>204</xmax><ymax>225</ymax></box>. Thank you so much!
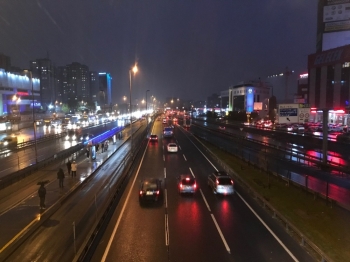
<box><xmin>167</xmin><ymin>143</ymin><xmax>178</xmax><ymax>153</ymax></box>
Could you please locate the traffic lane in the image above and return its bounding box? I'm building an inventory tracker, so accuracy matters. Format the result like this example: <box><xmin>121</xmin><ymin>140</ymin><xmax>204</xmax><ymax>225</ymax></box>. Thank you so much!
<box><xmin>163</xmin><ymin>129</ymin><xmax>233</xmax><ymax>261</ymax></box>
<box><xmin>166</xmin><ymin>171</ymin><xmax>234</xmax><ymax>262</ymax></box>
<box><xmin>4</xmin><ymin>142</ymin><xmax>131</xmax><ymax>262</ymax></box>
<box><xmin>175</xmin><ymin>127</ymin><xmax>306</xmax><ymax>261</ymax></box>
<box><xmin>94</xmin><ymin>135</ymin><xmax>168</xmax><ymax>261</ymax></box>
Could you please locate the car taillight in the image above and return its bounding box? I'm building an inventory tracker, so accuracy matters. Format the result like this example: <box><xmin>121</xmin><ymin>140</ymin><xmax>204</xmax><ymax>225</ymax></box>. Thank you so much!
<box><xmin>216</xmin><ymin>179</ymin><xmax>219</xmax><ymax>185</ymax></box>
<box><xmin>186</xmin><ymin>177</ymin><xmax>190</xmax><ymax>181</ymax></box>
<box><xmin>139</xmin><ymin>190</ymin><xmax>143</xmax><ymax>195</ymax></box>
<box><xmin>231</xmin><ymin>180</ymin><xmax>234</xmax><ymax>185</ymax></box>
<box><xmin>194</xmin><ymin>183</ymin><xmax>197</xmax><ymax>188</ymax></box>
<box><xmin>179</xmin><ymin>183</ymin><xmax>183</xmax><ymax>188</ymax></box>
<box><xmin>156</xmin><ymin>190</ymin><xmax>160</xmax><ymax>195</ymax></box>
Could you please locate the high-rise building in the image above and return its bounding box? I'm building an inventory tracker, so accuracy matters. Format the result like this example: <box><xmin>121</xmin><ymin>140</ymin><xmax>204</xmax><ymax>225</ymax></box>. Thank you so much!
<box><xmin>0</xmin><ymin>53</ymin><xmax>11</xmax><ymax>71</ymax></box>
<box><xmin>316</xmin><ymin>0</ymin><xmax>350</xmax><ymax>52</ymax></box>
<box><xmin>90</xmin><ymin>71</ymin><xmax>99</xmax><ymax>104</ymax></box>
<box><xmin>98</xmin><ymin>72</ymin><xmax>112</xmax><ymax>110</ymax></box>
<box><xmin>63</xmin><ymin>62</ymin><xmax>90</xmax><ymax>107</ymax></box>
<box><xmin>30</xmin><ymin>58</ymin><xmax>56</xmax><ymax>109</ymax></box>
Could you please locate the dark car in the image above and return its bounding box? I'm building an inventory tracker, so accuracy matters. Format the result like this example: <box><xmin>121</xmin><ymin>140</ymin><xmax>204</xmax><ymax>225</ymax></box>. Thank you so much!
<box><xmin>177</xmin><ymin>175</ymin><xmax>197</xmax><ymax>194</ymax></box>
<box><xmin>149</xmin><ymin>134</ymin><xmax>158</xmax><ymax>142</ymax></box>
<box><xmin>139</xmin><ymin>178</ymin><xmax>161</xmax><ymax>202</ymax></box>
<box><xmin>80</xmin><ymin>133</ymin><xmax>94</xmax><ymax>142</ymax></box>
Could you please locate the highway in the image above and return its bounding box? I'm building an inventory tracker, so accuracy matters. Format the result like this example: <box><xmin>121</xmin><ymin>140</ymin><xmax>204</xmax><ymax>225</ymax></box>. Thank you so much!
<box><xmin>88</xmin><ymin>121</ymin><xmax>313</xmax><ymax>261</ymax></box>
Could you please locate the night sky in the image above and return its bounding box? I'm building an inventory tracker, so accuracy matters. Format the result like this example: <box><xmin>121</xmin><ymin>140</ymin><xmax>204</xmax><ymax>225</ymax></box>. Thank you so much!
<box><xmin>0</xmin><ymin>0</ymin><xmax>317</xmax><ymax>104</ymax></box>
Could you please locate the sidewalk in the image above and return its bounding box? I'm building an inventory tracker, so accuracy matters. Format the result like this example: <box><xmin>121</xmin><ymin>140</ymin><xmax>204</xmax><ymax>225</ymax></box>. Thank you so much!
<box><xmin>0</xmin><ymin>135</ymin><xmax>127</xmax><ymax>255</ymax></box>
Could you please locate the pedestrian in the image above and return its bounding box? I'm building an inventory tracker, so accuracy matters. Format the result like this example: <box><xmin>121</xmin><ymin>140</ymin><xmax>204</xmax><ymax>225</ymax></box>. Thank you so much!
<box><xmin>71</xmin><ymin>160</ymin><xmax>77</xmax><ymax>177</ymax></box>
<box><xmin>66</xmin><ymin>159</ymin><xmax>72</xmax><ymax>176</ymax></box>
<box><xmin>57</xmin><ymin>167</ymin><xmax>65</xmax><ymax>188</ymax></box>
<box><xmin>104</xmin><ymin>140</ymin><xmax>109</xmax><ymax>151</ymax></box>
<box><xmin>86</xmin><ymin>148</ymin><xmax>90</xmax><ymax>158</ymax></box>
<box><xmin>96</xmin><ymin>143</ymin><xmax>99</xmax><ymax>152</ymax></box>
<box><xmin>101</xmin><ymin>141</ymin><xmax>105</xmax><ymax>152</ymax></box>
<box><xmin>38</xmin><ymin>183</ymin><xmax>46</xmax><ymax>209</ymax></box>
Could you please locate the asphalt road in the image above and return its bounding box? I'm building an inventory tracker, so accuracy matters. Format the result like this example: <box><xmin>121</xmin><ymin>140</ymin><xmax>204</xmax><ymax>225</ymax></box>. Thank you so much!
<box><xmin>89</xmin><ymin>121</ymin><xmax>314</xmax><ymax>262</ymax></box>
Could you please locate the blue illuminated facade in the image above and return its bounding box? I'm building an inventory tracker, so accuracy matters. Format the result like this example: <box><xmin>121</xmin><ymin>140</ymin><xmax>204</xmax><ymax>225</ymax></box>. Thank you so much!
<box><xmin>228</xmin><ymin>81</ymin><xmax>270</xmax><ymax>113</ymax></box>
<box><xmin>0</xmin><ymin>69</ymin><xmax>40</xmax><ymax>115</ymax></box>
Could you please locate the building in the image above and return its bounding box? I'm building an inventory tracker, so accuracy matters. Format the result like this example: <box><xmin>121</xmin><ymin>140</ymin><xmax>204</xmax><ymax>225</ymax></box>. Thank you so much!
<box><xmin>98</xmin><ymin>72</ymin><xmax>112</xmax><ymax>111</ymax></box>
<box><xmin>0</xmin><ymin>69</ymin><xmax>40</xmax><ymax>115</ymax></box>
<box><xmin>0</xmin><ymin>53</ymin><xmax>11</xmax><ymax>71</ymax></box>
<box><xmin>90</xmin><ymin>71</ymin><xmax>99</xmax><ymax>104</ymax></box>
<box><xmin>228</xmin><ymin>80</ymin><xmax>271</xmax><ymax>113</ymax></box>
<box><xmin>30</xmin><ymin>58</ymin><xmax>56</xmax><ymax>109</ymax></box>
<box><xmin>316</xmin><ymin>0</ymin><xmax>350</xmax><ymax>52</ymax></box>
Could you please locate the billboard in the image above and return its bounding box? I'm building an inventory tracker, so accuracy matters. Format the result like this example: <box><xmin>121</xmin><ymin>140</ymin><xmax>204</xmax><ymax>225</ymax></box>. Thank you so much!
<box><xmin>278</xmin><ymin>104</ymin><xmax>299</xmax><ymax>124</ymax></box>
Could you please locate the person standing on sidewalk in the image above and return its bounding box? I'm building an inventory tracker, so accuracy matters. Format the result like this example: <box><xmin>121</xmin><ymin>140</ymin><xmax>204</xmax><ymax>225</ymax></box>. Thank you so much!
<box><xmin>57</xmin><ymin>168</ymin><xmax>65</xmax><ymax>188</ymax></box>
<box><xmin>38</xmin><ymin>183</ymin><xmax>46</xmax><ymax>209</ymax></box>
<box><xmin>66</xmin><ymin>159</ymin><xmax>72</xmax><ymax>176</ymax></box>
<box><xmin>71</xmin><ymin>161</ymin><xmax>77</xmax><ymax>177</ymax></box>
<box><xmin>101</xmin><ymin>142</ymin><xmax>105</xmax><ymax>153</ymax></box>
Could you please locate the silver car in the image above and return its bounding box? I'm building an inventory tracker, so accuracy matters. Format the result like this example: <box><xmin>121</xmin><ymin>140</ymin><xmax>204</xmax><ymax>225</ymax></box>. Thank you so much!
<box><xmin>208</xmin><ymin>171</ymin><xmax>234</xmax><ymax>195</ymax></box>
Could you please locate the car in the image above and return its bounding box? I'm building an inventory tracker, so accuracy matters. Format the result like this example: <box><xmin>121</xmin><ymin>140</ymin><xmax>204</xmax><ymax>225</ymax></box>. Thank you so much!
<box><xmin>167</xmin><ymin>143</ymin><xmax>178</xmax><ymax>152</ymax></box>
<box><xmin>219</xmin><ymin>126</ymin><xmax>225</xmax><ymax>130</ymax></box>
<box><xmin>65</xmin><ymin>130</ymin><xmax>77</xmax><ymax>141</ymax></box>
<box><xmin>149</xmin><ymin>134</ymin><xmax>158</xmax><ymax>142</ymax></box>
<box><xmin>177</xmin><ymin>175</ymin><xmax>197</xmax><ymax>194</ymax></box>
<box><xmin>139</xmin><ymin>178</ymin><xmax>161</xmax><ymax>202</ymax></box>
<box><xmin>208</xmin><ymin>171</ymin><xmax>234</xmax><ymax>195</ymax></box>
<box><xmin>80</xmin><ymin>133</ymin><xmax>94</xmax><ymax>142</ymax></box>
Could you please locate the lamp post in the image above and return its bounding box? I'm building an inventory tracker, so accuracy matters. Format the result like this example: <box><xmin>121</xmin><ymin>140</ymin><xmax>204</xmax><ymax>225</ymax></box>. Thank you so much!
<box><xmin>129</xmin><ymin>64</ymin><xmax>138</xmax><ymax>157</ymax></box>
<box><xmin>146</xmin><ymin>89</ymin><xmax>150</xmax><ymax>129</ymax></box>
<box><xmin>30</xmin><ymin>71</ymin><xmax>38</xmax><ymax>163</ymax></box>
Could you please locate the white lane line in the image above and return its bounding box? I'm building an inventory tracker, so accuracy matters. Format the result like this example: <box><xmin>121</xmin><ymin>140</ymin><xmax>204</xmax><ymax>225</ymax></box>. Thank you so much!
<box><xmin>199</xmin><ymin>189</ymin><xmax>211</xmax><ymax>212</ymax></box>
<box><xmin>163</xmin><ymin>155</ymin><xmax>165</xmax><ymax>161</ymax></box>
<box><xmin>178</xmin><ymin>145</ymin><xmax>181</xmax><ymax>150</ymax></box>
<box><xmin>237</xmin><ymin>192</ymin><xmax>299</xmax><ymax>262</ymax></box>
<box><xmin>164</xmin><ymin>167</ymin><xmax>166</xmax><ymax>178</ymax></box>
<box><xmin>101</xmin><ymin>134</ymin><xmax>150</xmax><ymax>262</ymax></box>
<box><xmin>211</xmin><ymin>214</ymin><xmax>231</xmax><ymax>254</ymax></box>
<box><xmin>165</xmin><ymin>214</ymin><xmax>169</xmax><ymax>246</ymax></box>
<box><xmin>189</xmin><ymin>167</ymin><xmax>195</xmax><ymax>178</ymax></box>
<box><xmin>164</xmin><ymin>189</ymin><xmax>168</xmax><ymax>208</ymax></box>
<box><xmin>185</xmin><ymin>132</ymin><xmax>299</xmax><ymax>261</ymax></box>
<box><xmin>183</xmin><ymin>154</ymin><xmax>187</xmax><ymax>161</ymax></box>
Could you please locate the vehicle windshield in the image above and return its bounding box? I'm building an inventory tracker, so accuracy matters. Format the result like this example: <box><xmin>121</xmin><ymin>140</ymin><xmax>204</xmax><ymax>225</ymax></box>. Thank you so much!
<box><xmin>181</xmin><ymin>179</ymin><xmax>195</xmax><ymax>185</ymax></box>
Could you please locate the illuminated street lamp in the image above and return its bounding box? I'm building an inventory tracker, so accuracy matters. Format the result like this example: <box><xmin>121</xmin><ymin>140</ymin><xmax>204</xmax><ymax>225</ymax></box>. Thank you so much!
<box><xmin>129</xmin><ymin>64</ymin><xmax>138</xmax><ymax>157</ymax></box>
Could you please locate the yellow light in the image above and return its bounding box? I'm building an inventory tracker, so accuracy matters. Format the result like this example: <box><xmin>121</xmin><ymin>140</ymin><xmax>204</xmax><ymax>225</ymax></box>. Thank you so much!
<box><xmin>132</xmin><ymin>65</ymin><xmax>138</xmax><ymax>74</ymax></box>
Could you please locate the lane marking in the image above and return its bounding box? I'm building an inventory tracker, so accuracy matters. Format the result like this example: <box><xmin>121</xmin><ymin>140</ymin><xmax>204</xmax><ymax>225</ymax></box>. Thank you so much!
<box><xmin>189</xmin><ymin>167</ymin><xmax>195</xmax><ymax>178</ymax></box>
<box><xmin>163</xmin><ymin>155</ymin><xmax>165</xmax><ymax>161</ymax></box>
<box><xmin>101</xmin><ymin>133</ymin><xmax>151</xmax><ymax>262</ymax></box>
<box><xmin>178</xmin><ymin>145</ymin><xmax>181</xmax><ymax>150</ymax></box>
<box><xmin>183</xmin><ymin>154</ymin><xmax>187</xmax><ymax>161</ymax></box>
<box><xmin>183</xmin><ymin>129</ymin><xmax>299</xmax><ymax>261</ymax></box>
<box><xmin>199</xmin><ymin>189</ymin><xmax>211</xmax><ymax>212</ymax></box>
<box><xmin>165</xmin><ymin>214</ymin><xmax>169</xmax><ymax>246</ymax></box>
<box><xmin>237</xmin><ymin>192</ymin><xmax>299</xmax><ymax>262</ymax></box>
<box><xmin>164</xmin><ymin>167</ymin><xmax>166</xmax><ymax>178</ymax></box>
<box><xmin>211</xmin><ymin>214</ymin><xmax>231</xmax><ymax>254</ymax></box>
<box><xmin>164</xmin><ymin>188</ymin><xmax>168</xmax><ymax>208</ymax></box>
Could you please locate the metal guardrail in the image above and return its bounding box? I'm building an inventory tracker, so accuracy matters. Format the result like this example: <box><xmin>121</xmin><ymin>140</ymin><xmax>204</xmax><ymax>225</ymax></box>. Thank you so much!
<box><xmin>190</xmin><ymin>131</ymin><xmax>333</xmax><ymax>262</ymax></box>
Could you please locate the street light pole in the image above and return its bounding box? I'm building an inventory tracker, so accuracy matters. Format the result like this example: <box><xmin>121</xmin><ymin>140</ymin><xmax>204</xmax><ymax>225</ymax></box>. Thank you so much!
<box><xmin>146</xmin><ymin>89</ymin><xmax>150</xmax><ymax>130</ymax></box>
<box><xmin>30</xmin><ymin>71</ymin><xmax>38</xmax><ymax>163</ymax></box>
<box><xmin>129</xmin><ymin>65</ymin><xmax>138</xmax><ymax>158</ymax></box>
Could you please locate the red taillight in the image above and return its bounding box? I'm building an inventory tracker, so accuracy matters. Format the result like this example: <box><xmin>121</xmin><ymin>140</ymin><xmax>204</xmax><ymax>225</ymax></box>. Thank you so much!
<box><xmin>231</xmin><ymin>180</ymin><xmax>234</xmax><ymax>185</ymax></box>
<box><xmin>216</xmin><ymin>179</ymin><xmax>219</xmax><ymax>185</ymax></box>
<box><xmin>179</xmin><ymin>183</ymin><xmax>183</xmax><ymax>188</ymax></box>
<box><xmin>186</xmin><ymin>177</ymin><xmax>190</xmax><ymax>181</ymax></box>
<box><xmin>156</xmin><ymin>190</ymin><xmax>160</xmax><ymax>195</ymax></box>
<box><xmin>194</xmin><ymin>183</ymin><xmax>197</xmax><ymax>188</ymax></box>
<box><xmin>139</xmin><ymin>190</ymin><xmax>143</xmax><ymax>195</ymax></box>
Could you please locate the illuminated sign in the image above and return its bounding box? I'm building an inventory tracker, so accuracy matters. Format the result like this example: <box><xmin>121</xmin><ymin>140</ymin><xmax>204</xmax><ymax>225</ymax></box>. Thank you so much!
<box><xmin>16</xmin><ymin>92</ymin><xmax>29</xmax><ymax>96</ymax></box>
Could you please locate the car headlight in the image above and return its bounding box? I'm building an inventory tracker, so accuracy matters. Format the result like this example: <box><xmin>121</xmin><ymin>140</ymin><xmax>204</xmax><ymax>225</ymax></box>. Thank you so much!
<box><xmin>4</xmin><ymin>141</ymin><xmax>8</xmax><ymax>146</ymax></box>
<box><xmin>65</xmin><ymin>135</ymin><xmax>69</xmax><ymax>140</ymax></box>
